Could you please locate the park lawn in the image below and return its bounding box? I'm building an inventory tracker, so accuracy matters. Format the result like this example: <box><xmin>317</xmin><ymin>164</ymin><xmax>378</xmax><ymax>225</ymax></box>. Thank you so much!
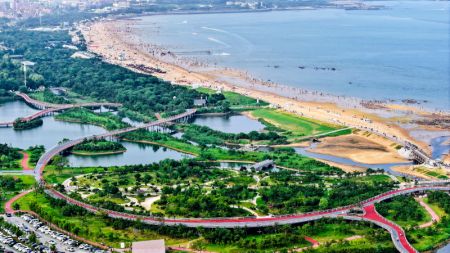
<box><xmin>0</xmin><ymin>175</ymin><xmax>35</xmax><ymax>213</ymax></box>
<box><xmin>43</xmin><ymin>165</ymin><xmax>106</xmax><ymax>184</ymax></box>
<box><xmin>250</xmin><ymin>109</ymin><xmax>342</xmax><ymax>138</ymax></box>
<box><xmin>64</xmin><ymin>90</ymin><xmax>97</xmax><ymax>103</ymax></box>
<box><xmin>16</xmin><ymin>192</ymin><xmax>190</xmax><ymax>248</ymax></box>
<box><xmin>196</xmin><ymin>87</ymin><xmax>268</xmax><ymax>107</ymax></box>
<box><xmin>423</xmin><ymin>198</ymin><xmax>447</xmax><ymax>218</ymax></box>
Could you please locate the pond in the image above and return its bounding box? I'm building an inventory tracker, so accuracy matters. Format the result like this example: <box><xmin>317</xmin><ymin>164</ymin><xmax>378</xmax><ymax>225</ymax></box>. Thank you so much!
<box><xmin>67</xmin><ymin>141</ymin><xmax>192</xmax><ymax>167</ymax></box>
<box><xmin>192</xmin><ymin>114</ymin><xmax>265</xmax><ymax>133</ymax></box>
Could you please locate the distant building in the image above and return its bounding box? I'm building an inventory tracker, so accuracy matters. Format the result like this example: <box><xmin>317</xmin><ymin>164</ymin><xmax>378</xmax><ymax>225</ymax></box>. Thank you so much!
<box><xmin>193</xmin><ymin>98</ymin><xmax>207</xmax><ymax>107</ymax></box>
<box><xmin>132</xmin><ymin>240</ymin><xmax>165</xmax><ymax>253</ymax></box>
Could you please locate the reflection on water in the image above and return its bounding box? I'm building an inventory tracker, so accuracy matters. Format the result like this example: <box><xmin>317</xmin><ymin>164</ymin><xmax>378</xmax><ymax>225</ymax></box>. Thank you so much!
<box><xmin>437</xmin><ymin>243</ymin><xmax>450</xmax><ymax>253</ymax></box>
<box><xmin>67</xmin><ymin>141</ymin><xmax>192</xmax><ymax>167</ymax></box>
<box><xmin>192</xmin><ymin>114</ymin><xmax>265</xmax><ymax>133</ymax></box>
<box><xmin>0</xmin><ymin>101</ymin><xmax>191</xmax><ymax>167</ymax></box>
<box><xmin>0</xmin><ymin>100</ymin><xmax>39</xmax><ymax>122</ymax></box>
<box><xmin>431</xmin><ymin>136</ymin><xmax>450</xmax><ymax>160</ymax></box>
<box><xmin>0</xmin><ymin>117</ymin><xmax>106</xmax><ymax>150</ymax></box>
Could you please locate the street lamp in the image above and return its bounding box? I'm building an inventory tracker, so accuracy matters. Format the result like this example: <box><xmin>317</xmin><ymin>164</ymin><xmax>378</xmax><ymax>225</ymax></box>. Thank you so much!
<box><xmin>21</xmin><ymin>61</ymin><xmax>35</xmax><ymax>88</ymax></box>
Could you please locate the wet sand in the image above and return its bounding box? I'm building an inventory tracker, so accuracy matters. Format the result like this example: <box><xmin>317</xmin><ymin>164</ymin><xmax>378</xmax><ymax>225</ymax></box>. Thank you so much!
<box><xmin>80</xmin><ymin>19</ymin><xmax>448</xmax><ymax>157</ymax></box>
<box><xmin>309</xmin><ymin>133</ymin><xmax>407</xmax><ymax>164</ymax></box>
<box><xmin>315</xmin><ymin>158</ymin><xmax>367</xmax><ymax>173</ymax></box>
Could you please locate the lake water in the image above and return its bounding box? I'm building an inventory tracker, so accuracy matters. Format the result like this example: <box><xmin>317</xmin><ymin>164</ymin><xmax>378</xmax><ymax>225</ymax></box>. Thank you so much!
<box><xmin>133</xmin><ymin>1</ymin><xmax>449</xmax><ymax>110</ymax></box>
<box><xmin>192</xmin><ymin>114</ymin><xmax>265</xmax><ymax>133</ymax></box>
<box><xmin>0</xmin><ymin>101</ymin><xmax>191</xmax><ymax>165</ymax></box>
<box><xmin>67</xmin><ymin>141</ymin><xmax>192</xmax><ymax>167</ymax></box>
<box><xmin>437</xmin><ymin>243</ymin><xmax>450</xmax><ymax>253</ymax></box>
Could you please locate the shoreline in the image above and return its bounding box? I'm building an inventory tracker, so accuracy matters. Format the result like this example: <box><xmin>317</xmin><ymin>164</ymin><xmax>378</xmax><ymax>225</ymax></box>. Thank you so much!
<box><xmin>81</xmin><ymin>18</ymin><xmax>448</xmax><ymax>157</ymax></box>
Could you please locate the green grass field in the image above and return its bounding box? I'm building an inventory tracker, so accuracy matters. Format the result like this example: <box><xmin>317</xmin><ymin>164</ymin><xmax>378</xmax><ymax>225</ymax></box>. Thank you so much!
<box><xmin>250</xmin><ymin>109</ymin><xmax>344</xmax><ymax>139</ymax></box>
<box><xmin>196</xmin><ymin>87</ymin><xmax>268</xmax><ymax>107</ymax></box>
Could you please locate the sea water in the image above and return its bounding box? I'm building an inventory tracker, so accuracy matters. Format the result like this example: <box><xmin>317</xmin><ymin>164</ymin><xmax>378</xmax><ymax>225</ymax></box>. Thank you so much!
<box><xmin>132</xmin><ymin>1</ymin><xmax>449</xmax><ymax>110</ymax></box>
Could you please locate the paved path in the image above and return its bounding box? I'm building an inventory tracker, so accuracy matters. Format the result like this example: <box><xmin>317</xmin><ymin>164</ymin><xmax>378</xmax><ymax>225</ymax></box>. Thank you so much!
<box><xmin>362</xmin><ymin>204</ymin><xmax>416</xmax><ymax>253</ymax></box>
<box><xmin>304</xmin><ymin>236</ymin><xmax>320</xmax><ymax>247</ymax></box>
<box><xmin>4</xmin><ymin>190</ymin><xmax>32</xmax><ymax>213</ymax></box>
<box><xmin>20</xmin><ymin>151</ymin><xmax>32</xmax><ymax>170</ymax></box>
<box><xmin>416</xmin><ymin>197</ymin><xmax>440</xmax><ymax>228</ymax></box>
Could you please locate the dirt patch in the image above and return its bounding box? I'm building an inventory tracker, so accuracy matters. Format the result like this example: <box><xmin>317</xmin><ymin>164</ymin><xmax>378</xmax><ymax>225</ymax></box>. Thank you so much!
<box><xmin>443</xmin><ymin>154</ymin><xmax>450</xmax><ymax>165</ymax></box>
<box><xmin>412</xmin><ymin>114</ymin><xmax>450</xmax><ymax>131</ymax></box>
<box><xmin>315</xmin><ymin>159</ymin><xmax>367</xmax><ymax>173</ymax></box>
<box><xmin>310</xmin><ymin>133</ymin><xmax>407</xmax><ymax>164</ymax></box>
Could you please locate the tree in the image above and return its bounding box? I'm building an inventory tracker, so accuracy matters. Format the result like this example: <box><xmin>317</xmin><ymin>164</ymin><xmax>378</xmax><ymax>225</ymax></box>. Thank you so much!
<box><xmin>13</xmin><ymin>202</ymin><xmax>20</xmax><ymax>210</ymax></box>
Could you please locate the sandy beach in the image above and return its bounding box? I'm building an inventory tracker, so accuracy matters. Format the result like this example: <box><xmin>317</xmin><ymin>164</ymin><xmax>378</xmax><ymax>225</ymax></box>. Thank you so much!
<box><xmin>309</xmin><ymin>132</ymin><xmax>406</xmax><ymax>164</ymax></box>
<box><xmin>80</xmin><ymin>19</ymin><xmax>448</xmax><ymax>161</ymax></box>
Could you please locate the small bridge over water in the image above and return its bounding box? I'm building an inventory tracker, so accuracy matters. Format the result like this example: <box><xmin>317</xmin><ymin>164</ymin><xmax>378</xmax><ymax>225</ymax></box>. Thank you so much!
<box><xmin>35</xmin><ymin>109</ymin><xmax>196</xmax><ymax>183</ymax></box>
<box><xmin>0</xmin><ymin>92</ymin><xmax>122</xmax><ymax>128</ymax></box>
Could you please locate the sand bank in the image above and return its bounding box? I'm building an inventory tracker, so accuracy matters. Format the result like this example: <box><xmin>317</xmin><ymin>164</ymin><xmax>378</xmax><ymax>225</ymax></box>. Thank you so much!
<box><xmin>309</xmin><ymin>132</ymin><xmax>407</xmax><ymax>164</ymax></box>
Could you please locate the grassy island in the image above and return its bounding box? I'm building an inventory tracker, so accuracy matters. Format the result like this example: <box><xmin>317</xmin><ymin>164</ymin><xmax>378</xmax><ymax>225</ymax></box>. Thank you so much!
<box><xmin>13</xmin><ymin>118</ymin><xmax>43</xmax><ymax>130</ymax></box>
<box><xmin>71</xmin><ymin>139</ymin><xmax>126</xmax><ymax>156</ymax></box>
<box><xmin>55</xmin><ymin>108</ymin><xmax>128</xmax><ymax>131</ymax></box>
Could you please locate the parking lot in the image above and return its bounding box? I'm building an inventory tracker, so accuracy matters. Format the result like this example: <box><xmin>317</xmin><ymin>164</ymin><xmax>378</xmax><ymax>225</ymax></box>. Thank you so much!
<box><xmin>1</xmin><ymin>214</ymin><xmax>107</xmax><ymax>253</ymax></box>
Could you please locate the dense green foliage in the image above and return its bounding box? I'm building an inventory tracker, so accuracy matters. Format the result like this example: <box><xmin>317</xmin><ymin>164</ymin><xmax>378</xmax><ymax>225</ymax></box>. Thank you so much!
<box><xmin>0</xmin><ymin>175</ymin><xmax>35</xmax><ymax>213</ymax></box>
<box><xmin>72</xmin><ymin>139</ymin><xmax>125</xmax><ymax>154</ymax></box>
<box><xmin>26</xmin><ymin>145</ymin><xmax>45</xmax><ymax>166</ymax></box>
<box><xmin>177</xmin><ymin>123</ymin><xmax>287</xmax><ymax>145</ymax></box>
<box><xmin>13</xmin><ymin>118</ymin><xmax>43</xmax><ymax>130</ymax></box>
<box><xmin>0</xmin><ymin>143</ymin><xmax>21</xmax><ymax>169</ymax></box>
<box><xmin>428</xmin><ymin>191</ymin><xmax>450</xmax><ymax>214</ymax></box>
<box><xmin>159</xmin><ymin>186</ymin><xmax>251</xmax><ymax>218</ymax></box>
<box><xmin>327</xmin><ymin>179</ymin><xmax>396</xmax><ymax>208</ymax></box>
<box><xmin>0</xmin><ymin>176</ymin><xmax>27</xmax><ymax>191</ymax></box>
<box><xmin>376</xmin><ymin>196</ymin><xmax>426</xmax><ymax>226</ymax></box>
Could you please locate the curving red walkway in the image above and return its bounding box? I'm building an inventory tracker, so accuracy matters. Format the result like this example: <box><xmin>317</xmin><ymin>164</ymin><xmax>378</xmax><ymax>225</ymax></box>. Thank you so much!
<box><xmin>363</xmin><ymin>204</ymin><xmax>416</xmax><ymax>253</ymax></box>
<box><xmin>304</xmin><ymin>236</ymin><xmax>320</xmax><ymax>247</ymax></box>
<box><xmin>4</xmin><ymin>190</ymin><xmax>32</xmax><ymax>214</ymax></box>
<box><xmin>20</xmin><ymin>151</ymin><xmax>32</xmax><ymax>170</ymax></box>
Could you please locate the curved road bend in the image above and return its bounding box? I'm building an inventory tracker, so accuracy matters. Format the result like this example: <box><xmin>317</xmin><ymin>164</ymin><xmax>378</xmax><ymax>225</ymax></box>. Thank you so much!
<box><xmin>43</xmin><ymin>186</ymin><xmax>450</xmax><ymax>253</ymax></box>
